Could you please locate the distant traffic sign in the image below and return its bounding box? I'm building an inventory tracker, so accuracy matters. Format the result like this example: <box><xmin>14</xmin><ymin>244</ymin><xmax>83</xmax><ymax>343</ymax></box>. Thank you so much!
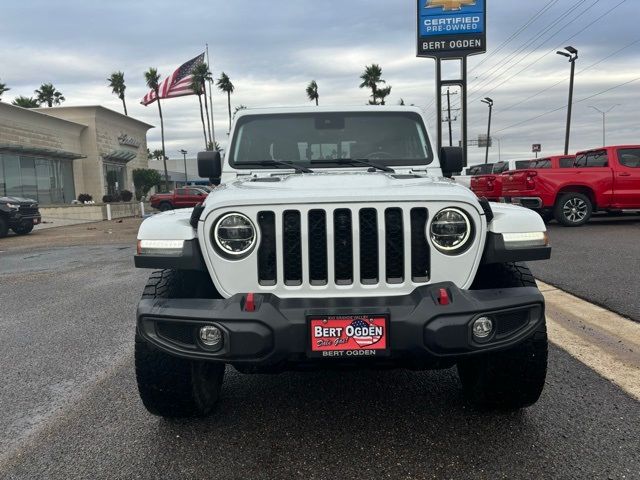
<box><xmin>532</xmin><ymin>144</ymin><xmax>542</xmax><ymax>153</ymax></box>
<box><xmin>417</xmin><ymin>0</ymin><xmax>487</xmax><ymax>58</ymax></box>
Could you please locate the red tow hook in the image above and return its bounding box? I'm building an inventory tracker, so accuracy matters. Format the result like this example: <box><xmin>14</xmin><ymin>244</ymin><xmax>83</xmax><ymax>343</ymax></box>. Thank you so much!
<box><xmin>438</xmin><ymin>288</ymin><xmax>450</xmax><ymax>306</ymax></box>
<box><xmin>244</xmin><ymin>292</ymin><xmax>256</xmax><ymax>312</ymax></box>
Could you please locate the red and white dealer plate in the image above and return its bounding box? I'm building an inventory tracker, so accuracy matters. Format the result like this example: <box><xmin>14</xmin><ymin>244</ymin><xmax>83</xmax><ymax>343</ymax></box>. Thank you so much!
<box><xmin>308</xmin><ymin>314</ymin><xmax>388</xmax><ymax>357</ymax></box>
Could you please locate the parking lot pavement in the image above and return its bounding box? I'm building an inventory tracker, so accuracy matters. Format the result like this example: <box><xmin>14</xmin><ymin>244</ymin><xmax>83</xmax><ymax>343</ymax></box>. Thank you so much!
<box><xmin>529</xmin><ymin>214</ymin><xmax>640</xmax><ymax>322</ymax></box>
<box><xmin>0</xmin><ymin>222</ymin><xmax>639</xmax><ymax>479</ymax></box>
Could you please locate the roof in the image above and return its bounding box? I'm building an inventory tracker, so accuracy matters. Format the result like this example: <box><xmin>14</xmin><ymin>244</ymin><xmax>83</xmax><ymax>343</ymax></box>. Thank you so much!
<box><xmin>34</xmin><ymin>105</ymin><xmax>155</xmax><ymax>129</ymax></box>
<box><xmin>234</xmin><ymin>105</ymin><xmax>425</xmax><ymax>119</ymax></box>
<box><xmin>0</xmin><ymin>102</ymin><xmax>87</xmax><ymax>129</ymax></box>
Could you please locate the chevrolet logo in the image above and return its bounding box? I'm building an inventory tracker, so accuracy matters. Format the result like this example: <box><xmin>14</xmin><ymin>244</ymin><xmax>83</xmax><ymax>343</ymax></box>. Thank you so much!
<box><xmin>426</xmin><ymin>0</ymin><xmax>476</xmax><ymax>11</ymax></box>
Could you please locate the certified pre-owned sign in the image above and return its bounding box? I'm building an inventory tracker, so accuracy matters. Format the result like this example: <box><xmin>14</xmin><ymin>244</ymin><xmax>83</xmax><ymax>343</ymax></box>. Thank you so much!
<box><xmin>417</xmin><ymin>0</ymin><xmax>486</xmax><ymax>58</ymax></box>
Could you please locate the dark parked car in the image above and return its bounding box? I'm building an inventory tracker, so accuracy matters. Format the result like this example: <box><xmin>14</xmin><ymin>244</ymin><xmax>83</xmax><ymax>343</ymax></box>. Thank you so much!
<box><xmin>0</xmin><ymin>196</ymin><xmax>42</xmax><ymax>238</ymax></box>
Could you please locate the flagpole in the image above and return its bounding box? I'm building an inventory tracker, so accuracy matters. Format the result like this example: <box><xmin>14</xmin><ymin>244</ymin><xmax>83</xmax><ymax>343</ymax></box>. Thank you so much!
<box><xmin>206</xmin><ymin>43</ymin><xmax>216</xmax><ymax>146</ymax></box>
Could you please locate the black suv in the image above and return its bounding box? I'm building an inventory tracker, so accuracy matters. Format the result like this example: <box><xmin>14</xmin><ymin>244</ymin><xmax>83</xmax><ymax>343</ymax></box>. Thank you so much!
<box><xmin>0</xmin><ymin>196</ymin><xmax>42</xmax><ymax>238</ymax></box>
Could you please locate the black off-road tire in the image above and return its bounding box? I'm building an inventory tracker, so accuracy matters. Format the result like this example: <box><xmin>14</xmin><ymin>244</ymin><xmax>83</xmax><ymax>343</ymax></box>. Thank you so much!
<box><xmin>0</xmin><ymin>216</ymin><xmax>8</xmax><ymax>238</ymax></box>
<box><xmin>135</xmin><ymin>269</ymin><xmax>225</xmax><ymax>418</ymax></box>
<box><xmin>12</xmin><ymin>222</ymin><xmax>34</xmax><ymax>235</ymax></box>
<box><xmin>158</xmin><ymin>202</ymin><xmax>173</xmax><ymax>212</ymax></box>
<box><xmin>460</xmin><ymin>262</ymin><xmax>548</xmax><ymax>410</ymax></box>
<box><xmin>554</xmin><ymin>192</ymin><xmax>592</xmax><ymax>227</ymax></box>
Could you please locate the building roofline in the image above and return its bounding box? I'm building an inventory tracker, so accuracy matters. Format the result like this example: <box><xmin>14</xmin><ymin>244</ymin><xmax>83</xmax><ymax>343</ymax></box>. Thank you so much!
<box><xmin>0</xmin><ymin>102</ymin><xmax>88</xmax><ymax>129</ymax></box>
<box><xmin>34</xmin><ymin>105</ymin><xmax>155</xmax><ymax>129</ymax></box>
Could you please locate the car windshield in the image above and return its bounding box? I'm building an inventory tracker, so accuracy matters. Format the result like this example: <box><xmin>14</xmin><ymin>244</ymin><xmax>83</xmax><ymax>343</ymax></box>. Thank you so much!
<box><xmin>229</xmin><ymin>112</ymin><xmax>433</xmax><ymax>169</ymax></box>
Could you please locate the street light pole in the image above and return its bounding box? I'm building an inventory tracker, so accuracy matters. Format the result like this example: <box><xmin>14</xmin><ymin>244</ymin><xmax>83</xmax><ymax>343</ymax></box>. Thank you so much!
<box><xmin>179</xmin><ymin>149</ymin><xmax>188</xmax><ymax>186</ymax></box>
<box><xmin>481</xmin><ymin>97</ymin><xmax>493</xmax><ymax>164</ymax></box>
<box><xmin>589</xmin><ymin>105</ymin><xmax>619</xmax><ymax>147</ymax></box>
<box><xmin>557</xmin><ymin>46</ymin><xmax>578</xmax><ymax>155</ymax></box>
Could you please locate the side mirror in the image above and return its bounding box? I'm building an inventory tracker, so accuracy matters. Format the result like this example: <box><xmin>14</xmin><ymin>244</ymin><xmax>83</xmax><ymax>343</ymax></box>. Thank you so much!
<box><xmin>440</xmin><ymin>147</ymin><xmax>464</xmax><ymax>178</ymax></box>
<box><xmin>198</xmin><ymin>151</ymin><xmax>222</xmax><ymax>186</ymax></box>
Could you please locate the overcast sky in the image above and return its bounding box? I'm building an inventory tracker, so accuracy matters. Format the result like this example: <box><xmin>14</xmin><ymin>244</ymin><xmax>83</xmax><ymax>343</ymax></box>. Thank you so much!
<box><xmin>1</xmin><ymin>0</ymin><xmax>638</xmax><ymax>165</ymax></box>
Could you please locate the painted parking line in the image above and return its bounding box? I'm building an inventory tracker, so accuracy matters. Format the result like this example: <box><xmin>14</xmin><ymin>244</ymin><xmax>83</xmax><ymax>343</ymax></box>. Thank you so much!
<box><xmin>539</xmin><ymin>280</ymin><xmax>640</xmax><ymax>401</ymax></box>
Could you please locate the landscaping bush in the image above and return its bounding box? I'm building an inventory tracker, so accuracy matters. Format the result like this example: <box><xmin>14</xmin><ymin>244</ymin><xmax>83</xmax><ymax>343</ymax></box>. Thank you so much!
<box><xmin>120</xmin><ymin>189</ymin><xmax>133</xmax><ymax>202</ymax></box>
<box><xmin>102</xmin><ymin>194</ymin><xmax>114</xmax><ymax>203</ymax></box>
<box><xmin>78</xmin><ymin>193</ymin><xmax>93</xmax><ymax>203</ymax></box>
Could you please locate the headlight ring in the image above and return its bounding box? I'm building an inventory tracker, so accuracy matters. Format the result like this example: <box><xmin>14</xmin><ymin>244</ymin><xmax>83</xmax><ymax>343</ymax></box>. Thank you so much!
<box><xmin>429</xmin><ymin>207</ymin><xmax>473</xmax><ymax>254</ymax></box>
<box><xmin>213</xmin><ymin>212</ymin><xmax>257</xmax><ymax>258</ymax></box>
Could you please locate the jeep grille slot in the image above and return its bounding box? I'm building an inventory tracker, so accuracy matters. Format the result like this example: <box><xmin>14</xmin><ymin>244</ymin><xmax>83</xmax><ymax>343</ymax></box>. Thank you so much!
<box><xmin>410</xmin><ymin>208</ymin><xmax>430</xmax><ymax>283</ymax></box>
<box><xmin>334</xmin><ymin>209</ymin><xmax>353</xmax><ymax>285</ymax></box>
<box><xmin>359</xmin><ymin>209</ymin><xmax>379</xmax><ymax>284</ymax></box>
<box><xmin>385</xmin><ymin>208</ymin><xmax>404</xmax><ymax>284</ymax></box>
<box><xmin>308</xmin><ymin>210</ymin><xmax>328</xmax><ymax>285</ymax></box>
<box><xmin>282</xmin><ymin>210</ymin><xmax>302</xmax><ymax>286</ymax></box>
<box><xmin>257</xmin><ymin>211</ymin><xmax>277</xmax><ymax>285</ymax></box>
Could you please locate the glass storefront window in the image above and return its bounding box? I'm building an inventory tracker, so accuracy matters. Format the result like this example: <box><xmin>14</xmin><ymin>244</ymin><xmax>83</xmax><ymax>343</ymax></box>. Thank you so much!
<box><xmin>104</xmin><ymin>163</ymin><xmax>127</xmax><ymax>195</ymax></box>
<box><xmin>0</xmin><ymin>153</ymin><xmax>75</xmax><ymax>203</ymax></box>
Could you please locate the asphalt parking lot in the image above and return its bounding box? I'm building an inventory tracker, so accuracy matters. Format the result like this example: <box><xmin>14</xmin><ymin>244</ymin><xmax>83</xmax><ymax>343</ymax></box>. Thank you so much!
<box><xmin>0</xmin><ymin>219</ymin><xmax>638</xmax><ymax>479</ymax></box>
<box><xmin>530</xmin><ymin>214</ymin><xmax>640</xmax><ymax>322</ymax></box>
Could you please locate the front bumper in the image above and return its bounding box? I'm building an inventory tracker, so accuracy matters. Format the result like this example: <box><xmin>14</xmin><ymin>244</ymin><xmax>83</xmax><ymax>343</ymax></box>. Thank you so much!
<box><xmin>7</xmin><ymin>211</ymin><xmax>41</xmax><ymax>226</ymax></box>
<box><xmin>137</xmin><ymin>283</ymin><xmax>545</xmax><ymax>368</ymax></box>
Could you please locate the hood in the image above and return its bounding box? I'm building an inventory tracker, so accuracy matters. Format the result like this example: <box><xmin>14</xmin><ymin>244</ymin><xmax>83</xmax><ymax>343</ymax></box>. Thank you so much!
<box><xmin>204</xmin><ymin>171</ymin><xmax>478</xmax><ymax>209</ymax></box>
<box><xmin>0</xmin><ymin>196</ymin><xmax>38</xmax><ymax>206</ymax></box>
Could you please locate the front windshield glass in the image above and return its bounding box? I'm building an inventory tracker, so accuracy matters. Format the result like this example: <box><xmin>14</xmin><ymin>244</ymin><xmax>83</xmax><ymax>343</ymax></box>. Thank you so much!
<box><xmin>229</xmin><ymin>112</ymin><xmax>433</xmax><ymax>169</ymax></box>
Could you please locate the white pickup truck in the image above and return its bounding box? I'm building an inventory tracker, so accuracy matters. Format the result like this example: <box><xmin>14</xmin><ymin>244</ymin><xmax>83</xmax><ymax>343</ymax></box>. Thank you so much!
<box><xmin>133</xmin><ymin>106</ymin><xmax>551</xmax><ymax>417</ymax></box>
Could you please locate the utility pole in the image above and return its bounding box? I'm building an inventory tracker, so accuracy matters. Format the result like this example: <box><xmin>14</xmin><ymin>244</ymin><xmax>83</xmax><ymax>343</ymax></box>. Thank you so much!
<box><xmin>589</xmin><ymin>105</ymin><xmax>619</xmax><ymax>147</ymax></box>
<box><xmin>441</xmin><ymin>89</ymin><xmax>459</xmax><ymax>147</ymax></box>
<box><xmin>179</xmin><ymin>149</ymin><xmax>188</xmax><ymax>186</ymax></box>
<box><xmin>557</xmin><ymin>46</ymin><xmax>579</xmax><ymax>155</ymax></box>
<box><xmin>481</xmin><ymin>97</ymin><xmax>493</xmax><ymax>164</ymax></box>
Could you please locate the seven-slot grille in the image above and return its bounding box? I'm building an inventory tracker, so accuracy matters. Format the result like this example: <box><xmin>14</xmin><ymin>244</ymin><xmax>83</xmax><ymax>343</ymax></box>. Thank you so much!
<box><xmin>257</xmin><ymin>207</ymin><xmax>430</xmax><ymax>288</ymax></box>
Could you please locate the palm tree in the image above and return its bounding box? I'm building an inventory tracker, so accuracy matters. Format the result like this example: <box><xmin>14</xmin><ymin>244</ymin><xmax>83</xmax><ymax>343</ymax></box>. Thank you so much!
<box><xmin>35</xmin><ymin>83</ymin><xmax>65</xmax><ymax>107</ymax></box>
<box><xmin>107</xmin><ymin>71</ymin><xmax>128</xmax><ymax>115</ymax></box>
<box><xmin>191</xmin><ymin>62</ymin><xmax>213</xmax><ymax>147</ymax></box>
<box><xmin>216</xmin><ymin>72</ymin><xmax>234</xmax><ymax>134</ymax></box>
<box><xmin>12</xmin><ymin>96</ymin><xmax>40</xmax><ymax>108</ymax></box>
<box><xmin>190</xmin><ymin>77</ymin><xmax>209</xmax><ymax>149</ymax></box>
<box><xmin>144</xmin><ymin>68</ymin><xmax>168</xmax><ymax>192</ymax></box>
<box><xmin>152</xmin><ymin>149</ymin><xmax>164</xmax><ymax>161</ymax></box>
<box><xmin>233</xmin><ymin>105</ymin><xmax>247</xmax><ymax>119</ymax></box>
<box><xmin>0</xmin><ymin>81</ymin><xmax>9</xmax><ymax>101</ymax></box>
<box><xmin>306</xmin><ymin>80</ymin><xmax>319</xmax><ymax>106</ymax></box>
<box><xmin>359</xmin><ymin>64</ymin><xmax>391</xmax><ymax>105</ymax></box>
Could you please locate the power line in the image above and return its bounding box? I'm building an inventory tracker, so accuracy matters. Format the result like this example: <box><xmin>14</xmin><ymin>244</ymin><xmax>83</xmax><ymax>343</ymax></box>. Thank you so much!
<box><xmin>493</xmin><ymin>76</ymin><xmax>640</xmax><ymax>134</ymax></box>
<box><xmin>493</xmin><ymin>37</ymin><xmax>640</xmax><ymax>116</ymax></box>
<box><xmin>468</xmin><ymin>0</ymin><xmax>601</xmax><ymax>98</ymax></box>
<box><xmin>468</xmin><ymin>0</ymin><xmax>592</xmax><ymax>93</ymax></box>
<box><xmin>468</xmin><ymin>0</ymin><xmax>561</xmax><ymax>75</ymax></box>
<box><xmin>469</xmin><ymin>0</ymin><xmax>628</xmax><ymax>103</ymax></box>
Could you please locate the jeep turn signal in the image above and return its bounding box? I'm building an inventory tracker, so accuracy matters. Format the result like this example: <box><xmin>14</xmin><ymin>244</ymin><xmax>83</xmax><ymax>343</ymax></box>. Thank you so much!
<box><xmin>502</xmin><ymin>232</ymin><xmax>549</xmax><ymax>249</ymax></box>
<box><xmin>137</xmin><ymin>239</ymin><xmax>185</xmax><ymax>256</ymax></box>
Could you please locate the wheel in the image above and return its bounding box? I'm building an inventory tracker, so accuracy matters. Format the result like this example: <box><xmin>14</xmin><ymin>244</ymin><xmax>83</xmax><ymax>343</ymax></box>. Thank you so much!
<box><xmin>135</xmin><ymin>269</ymin><xmax>225</xmax><ymax>418</ymax></box>
<box><xmin>554</xmin><ymin>192</ymin><xmax>592</xmax><ymax>226</ymax></box>
<box><xmin>158</xmin><ymin>202</ymin><xmax>173</xmax><ymax>212</ymax></box>
<box><xmin>12</xmin><ymin>222</ymin><xmax>34</xmax><ymax>235</ymax></box>
<box><xmin>0</xmin><ymin>216</ymin><xmax>8</xmax><ymax>238</ymax></box>
<box><xmin>461</xmin><ymin>263</ymin><xmax>548</xmax><ymax>410</ymax></box>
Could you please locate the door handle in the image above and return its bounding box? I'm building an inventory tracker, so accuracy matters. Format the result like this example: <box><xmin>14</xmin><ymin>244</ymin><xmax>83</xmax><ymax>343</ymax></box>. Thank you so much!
<box><xmin>619</xmin><ymin>172</ymin><xmax>632</xmax><ymax>177</ymax></box>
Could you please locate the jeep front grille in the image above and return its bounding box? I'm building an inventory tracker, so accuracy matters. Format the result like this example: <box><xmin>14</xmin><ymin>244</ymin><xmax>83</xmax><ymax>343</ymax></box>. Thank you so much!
<box><xmin>257</xmin><ymin>206</ymin><xmax>430</xmax><ymax>288</ymax></box>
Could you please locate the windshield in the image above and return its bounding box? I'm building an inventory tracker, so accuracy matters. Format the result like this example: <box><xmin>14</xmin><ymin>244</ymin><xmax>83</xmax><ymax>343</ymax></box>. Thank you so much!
<box><xmin>229</xmin><ymin>112</ymin><xmax>433</xmax><ymax>169</ymax></box>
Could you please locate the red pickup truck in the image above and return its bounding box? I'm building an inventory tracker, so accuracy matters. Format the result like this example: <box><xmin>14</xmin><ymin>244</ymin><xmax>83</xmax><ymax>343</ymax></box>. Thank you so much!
<box><xmin>149</xmin><ymin>187</ymin><xmax>209</xmax><ymax>211</ymax></box>
<box><xmin>502</xmin><ymin>146</ymin><xmax>640</xmax><ymax>226</ymax></box>
<box><xmin>470</xmin><ymin>159</ymin><xmax>543</xmax><ymax>201</ymax></box>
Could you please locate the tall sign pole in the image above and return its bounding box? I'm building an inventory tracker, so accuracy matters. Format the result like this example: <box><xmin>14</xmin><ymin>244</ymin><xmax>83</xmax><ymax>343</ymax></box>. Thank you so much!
<box><xmin>206</xmin><ymin>43</ymin><xmax>216</xmax><ymax>146</ymax></box>
<box><xmin>417</xmin><ymin>0</ymin><xmax>487</xmax><ymax>168</ymax></box>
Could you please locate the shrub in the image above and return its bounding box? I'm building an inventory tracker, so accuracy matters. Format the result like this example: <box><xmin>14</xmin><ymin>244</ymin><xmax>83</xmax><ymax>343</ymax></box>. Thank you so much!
<box><xmin>102</xmin><ymin>194</ymin><xmax>113</xmax><ymax>203</ymax></box>
<box><xmin>78</xmin><ymin>193</ymin><xmax>93</xmax><ymax>203</ymax></box>
<box><xmin>120</xmin><ymin>189</ymin><xmax>133</xmax><ymax>202</ymax></box>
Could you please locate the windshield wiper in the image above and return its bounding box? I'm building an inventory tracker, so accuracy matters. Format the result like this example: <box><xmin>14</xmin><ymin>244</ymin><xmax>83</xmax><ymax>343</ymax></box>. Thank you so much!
<box><xmin>310</xmin><ymin>158</ymin><xmax>395</xmax><ymax>173</ymax></box>
<box><xmin>236</xmin><ymin>160</ymin><xmax>313</xmax><ymax>173</ymax></box>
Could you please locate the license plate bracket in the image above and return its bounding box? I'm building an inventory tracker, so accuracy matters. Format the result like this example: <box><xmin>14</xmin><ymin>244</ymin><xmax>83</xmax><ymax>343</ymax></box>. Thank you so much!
<box><xmin>307</xmin><ymin>314</ymin><xmax>389</xmax><ymax>358</ymax></box>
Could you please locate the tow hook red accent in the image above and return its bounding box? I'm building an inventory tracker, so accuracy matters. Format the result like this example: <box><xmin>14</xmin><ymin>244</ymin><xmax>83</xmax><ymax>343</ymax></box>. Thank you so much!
<box><xmin>244</xmin><ymin>293</ymin><xmax>256</xmax><ymax>312</ymax></box>
<box><xmin>438</xmin><ymin>288</ymin><xmax>450</xmax><ymax>306</ymax></box>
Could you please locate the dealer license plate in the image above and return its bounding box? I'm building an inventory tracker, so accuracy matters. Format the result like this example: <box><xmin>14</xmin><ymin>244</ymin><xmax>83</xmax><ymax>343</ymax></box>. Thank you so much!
<box><xmin>308</xmin><ymin>314</ymin><xmax>388</xmax><ymax>358</ymax></box>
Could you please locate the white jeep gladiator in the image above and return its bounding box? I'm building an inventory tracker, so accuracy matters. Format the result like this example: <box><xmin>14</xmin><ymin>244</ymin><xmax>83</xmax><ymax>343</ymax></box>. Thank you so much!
<box><xmin>134</xmin><ymin>106</ymin><xmax>551</xmax><ymax>417</ymax></box>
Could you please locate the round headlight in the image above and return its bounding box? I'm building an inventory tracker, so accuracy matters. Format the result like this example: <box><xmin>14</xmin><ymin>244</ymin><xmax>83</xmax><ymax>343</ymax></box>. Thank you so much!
<box><xmin>430</xmin><ymin>208</ymin><xmax>472</xmax><ymax>254</ymax></box>
<box><xmin>213</xmin><ymin>213</ymin><xmax>256</xmax><ymax>257</ymax></box>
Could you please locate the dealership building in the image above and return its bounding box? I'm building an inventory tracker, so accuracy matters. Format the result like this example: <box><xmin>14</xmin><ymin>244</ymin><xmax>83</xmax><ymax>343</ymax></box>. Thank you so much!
<box><xmin>0</xmin><ymin>103</ymin><xmax>153</xmax><ymax>204</ymax></box>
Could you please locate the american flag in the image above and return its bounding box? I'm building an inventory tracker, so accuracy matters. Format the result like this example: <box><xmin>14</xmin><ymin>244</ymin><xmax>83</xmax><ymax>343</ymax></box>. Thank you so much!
<box><xmin>350</xmin><ymin>319</ymin><xmax>383</xmax><ymax>347</ymax></box>
<box><xmin>140</xmin><ymin>53</ymin><xmax>205</xmax><ymax>106</ymax></box>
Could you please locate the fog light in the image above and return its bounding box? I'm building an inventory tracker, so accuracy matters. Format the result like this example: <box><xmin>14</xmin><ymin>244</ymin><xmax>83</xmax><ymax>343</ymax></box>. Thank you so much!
<box><xmin>199</xmin><ymin>325</ymin><xmax>223</xmax><ymax>349</ymax></box>
<box><xmin>472</xmin><ymin>317</ymin><xmax>493</xmax><ymax>340</ymax></box>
